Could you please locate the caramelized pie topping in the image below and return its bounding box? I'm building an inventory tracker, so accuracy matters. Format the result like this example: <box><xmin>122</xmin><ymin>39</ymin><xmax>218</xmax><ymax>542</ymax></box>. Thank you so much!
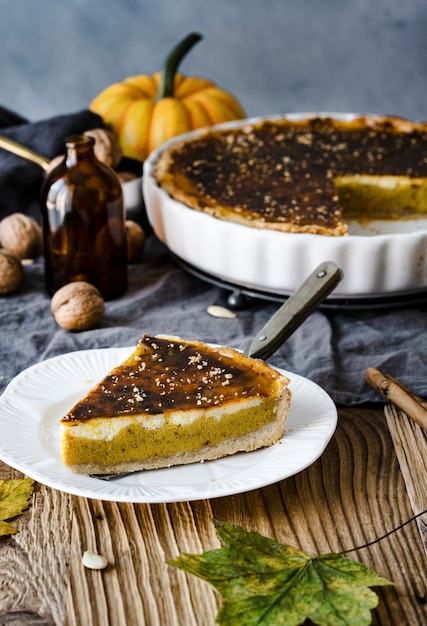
<box><xmin>62</xmin><ymin>335</ymin><xmax>282</xmax><ymax>421</ymax></box>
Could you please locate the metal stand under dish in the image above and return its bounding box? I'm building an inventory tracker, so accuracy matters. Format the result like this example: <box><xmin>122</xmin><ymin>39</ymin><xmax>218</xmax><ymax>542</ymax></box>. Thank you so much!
<box><xmin>170</xmin><ymin>253</ymin><xmax>427</xmax><ymax>311</ymax></box>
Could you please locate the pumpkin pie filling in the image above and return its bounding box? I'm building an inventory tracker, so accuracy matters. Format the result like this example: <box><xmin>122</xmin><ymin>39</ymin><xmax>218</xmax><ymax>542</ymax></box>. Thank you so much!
<box><xmin>153</xmin><ymin>115</ymin><xmax>427</xmax><ymax>235</ymax></box>
<box><xmin>61</xmin><ymin>335</ymin><xmax>291</xmax><ymax>474</ymax></box>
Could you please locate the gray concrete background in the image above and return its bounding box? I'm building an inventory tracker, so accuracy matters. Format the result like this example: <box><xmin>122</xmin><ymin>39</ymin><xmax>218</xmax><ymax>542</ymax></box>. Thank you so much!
<box><xmin>1</xmin><ymin>0</ymin><xmax>426</xmax><ymax>123</ymax></box>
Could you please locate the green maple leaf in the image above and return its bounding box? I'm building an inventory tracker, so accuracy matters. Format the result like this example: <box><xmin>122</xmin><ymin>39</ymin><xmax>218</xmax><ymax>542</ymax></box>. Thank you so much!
<box><xmin>0</xmin><ymin>478</ymin><xmax>34</xmax><ymax>536</ymax></box>
<box><xmin>169</xmin><ymin>521</ymin><xmax>392</xmax><ymax>626</ymax></box>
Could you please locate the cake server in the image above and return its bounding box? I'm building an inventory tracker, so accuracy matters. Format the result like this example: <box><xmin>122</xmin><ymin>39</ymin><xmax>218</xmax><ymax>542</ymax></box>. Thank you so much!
<box><xmin>93</xmin><ymin>261</ymin><xmax>343</xmax><ymax>481</ymax></box>
<box><xmin>248</xmin><ymin>260</ymin><xmax>343</xmax><ymax>360</ymax></box>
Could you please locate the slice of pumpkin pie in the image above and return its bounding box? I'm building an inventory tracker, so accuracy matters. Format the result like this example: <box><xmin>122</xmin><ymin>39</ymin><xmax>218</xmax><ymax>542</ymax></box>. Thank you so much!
<box><xmin>61</xmin><ymin>335</ymin><xmax>291</xmax><ymax>475</ymax></box>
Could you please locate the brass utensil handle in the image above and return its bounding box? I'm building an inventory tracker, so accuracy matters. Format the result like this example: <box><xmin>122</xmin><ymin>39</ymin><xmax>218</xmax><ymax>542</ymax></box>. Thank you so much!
<box><xmin>0</xmin><ymin>134</ymin><xmax>51</xmax><ymax>171</ymax></box>
<box><xmin>248</xmin><ymin>261</ymin><xmax>343</xmax><ymax>360</ymax></box>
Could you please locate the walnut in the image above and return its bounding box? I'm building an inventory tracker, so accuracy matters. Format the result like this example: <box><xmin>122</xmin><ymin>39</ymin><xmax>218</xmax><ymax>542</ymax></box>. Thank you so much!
<box><xmin>84</xmin><ymin>128</ymin><xmax>122</xmax><ymax>169</ymax></box>
<box><xmin>0</xmin><ymin>213</ymin><xmax>43</xmax><ymax>259</ymax></box>
<box><xmin>125</xmin><ymin>220</ymin><xmax>145</xmax><ymax>263</ymax></box>
<box><xmin>51</xmin><ymin>281</ymin><xmax>105</xmax><ymax>331</ymax></box>
<box><xmin>0</xmin><ymin>250</ymin><xmax>24</xmax><ymax>295</ymax></box>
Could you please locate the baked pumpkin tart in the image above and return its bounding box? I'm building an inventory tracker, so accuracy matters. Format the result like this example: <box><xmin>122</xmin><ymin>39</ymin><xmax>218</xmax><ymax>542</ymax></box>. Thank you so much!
<box><xmin>153</xmin><ymin>115</ymin><xmax>427</xmax><ymax>235</ymax></box>
<box><xmin>61</xmin><ymin>335</ymin><xmax>291</xmax><ymax>475</ymax></box>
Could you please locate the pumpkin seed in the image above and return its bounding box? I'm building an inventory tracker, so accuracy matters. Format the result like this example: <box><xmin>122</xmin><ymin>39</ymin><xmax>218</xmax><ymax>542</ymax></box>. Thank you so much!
<box><xmin>207</xmin><ymin>305</ymin><xmax>237</xmax><ymax>319</ymax></box>
<box><xmin>82</xmin><ymin>550</ymin><xmax>108</xmax><ymax>570</ymax></box>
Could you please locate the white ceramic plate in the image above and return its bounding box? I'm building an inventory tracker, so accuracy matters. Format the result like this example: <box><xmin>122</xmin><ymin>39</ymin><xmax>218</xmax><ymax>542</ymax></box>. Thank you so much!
<box><xmin>143</xmin><ymin>113</ymin><xmax>427</xmax><ymax>300</ymax></box>
<box><xmin>0</xmin><ymin>347</ymin><xmax>337</xmax><ymax>503</ymax></box>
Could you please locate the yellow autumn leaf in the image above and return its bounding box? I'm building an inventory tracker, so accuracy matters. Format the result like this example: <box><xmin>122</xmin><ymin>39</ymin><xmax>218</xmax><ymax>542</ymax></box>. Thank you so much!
<box><xmin>0</xmin><ymin>478</ymin><xmax>34</xmax><ymax>536</ymax></box>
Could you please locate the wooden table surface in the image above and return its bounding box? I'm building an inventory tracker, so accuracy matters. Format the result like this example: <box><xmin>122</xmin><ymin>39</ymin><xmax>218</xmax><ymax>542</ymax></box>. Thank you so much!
<box><xmin>1</xmin><ymin>405</ymin><xmax>427</xmax><ymax>626</ymax></box>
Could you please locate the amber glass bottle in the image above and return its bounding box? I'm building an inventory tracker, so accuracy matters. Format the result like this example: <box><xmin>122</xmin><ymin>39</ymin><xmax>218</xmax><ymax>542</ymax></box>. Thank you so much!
<box><xmin>40</xmin><ymin>135</ymin><xmax>127</xmax><ymax>299</ymax></box>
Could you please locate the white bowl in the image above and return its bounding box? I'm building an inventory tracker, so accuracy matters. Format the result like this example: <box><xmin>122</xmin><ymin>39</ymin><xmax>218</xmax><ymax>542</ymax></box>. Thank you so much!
<box><xmin>122</xmin><ymin>175</ymin><xmax>143</xmax><ymax>214</ymax></box>
<box><xmin>143</xmin><ymin>113</ymin><xmax>427</xmax><ymax>301</ymax></box>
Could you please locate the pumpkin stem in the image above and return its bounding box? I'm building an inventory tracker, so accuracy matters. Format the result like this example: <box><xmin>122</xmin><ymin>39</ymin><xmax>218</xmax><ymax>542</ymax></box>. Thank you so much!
<box><xmin>157</xmin><ymin>32</ymin><xmax>202</xmax><ymax>100</ymax></box>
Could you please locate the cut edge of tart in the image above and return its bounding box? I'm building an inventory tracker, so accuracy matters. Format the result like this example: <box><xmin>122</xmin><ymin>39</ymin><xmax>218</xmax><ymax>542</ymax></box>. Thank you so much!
<box><xmin>60</xmin><ymin>335</ymin><xmax>292</xmax><ymax>475</ymax></box>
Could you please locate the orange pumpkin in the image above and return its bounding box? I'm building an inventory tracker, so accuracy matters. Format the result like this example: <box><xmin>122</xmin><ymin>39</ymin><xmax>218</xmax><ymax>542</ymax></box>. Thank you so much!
<box><xmin>90</xmin><ymin>33</ymin><xmax>246</xmax><ymax>161</ymax></box>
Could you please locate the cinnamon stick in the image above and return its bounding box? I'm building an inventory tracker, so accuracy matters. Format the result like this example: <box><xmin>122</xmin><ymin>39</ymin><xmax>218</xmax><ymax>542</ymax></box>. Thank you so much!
<box><xmin>366</xmin><ymin>367</ymin><xmax>427</xmax><ymax>431</ymax></box>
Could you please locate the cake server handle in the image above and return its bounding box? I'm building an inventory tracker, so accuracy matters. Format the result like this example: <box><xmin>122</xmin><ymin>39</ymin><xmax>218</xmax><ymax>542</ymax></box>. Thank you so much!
<box><xmin>247</xmin><ymin>261</ymin><xmax>343</xmax><ymax>361</ymax></box>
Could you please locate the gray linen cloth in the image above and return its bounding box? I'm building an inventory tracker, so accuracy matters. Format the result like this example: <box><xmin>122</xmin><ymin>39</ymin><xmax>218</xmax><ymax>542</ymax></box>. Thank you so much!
<box><xmin>1</xmin><ymin>235</ymin><xmax>426</xmax><ymax>406</ymax></box>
